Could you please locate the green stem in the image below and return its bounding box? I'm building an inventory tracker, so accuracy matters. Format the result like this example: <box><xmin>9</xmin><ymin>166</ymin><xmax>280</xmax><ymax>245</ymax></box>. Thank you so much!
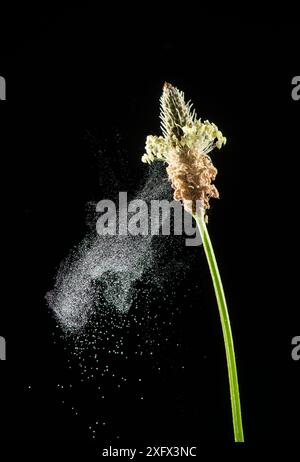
<box><xmin>194</xmin><ymin>210</ymin><xmax>244</xmax><ymax>442</ymax></box>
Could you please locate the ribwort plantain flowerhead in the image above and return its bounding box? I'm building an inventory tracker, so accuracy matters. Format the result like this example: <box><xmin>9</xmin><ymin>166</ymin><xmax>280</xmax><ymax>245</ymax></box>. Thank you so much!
<box><xmin>142</xmin><ymin>83</ymin><xmax>227</xmax><ymax>215</ymax></box>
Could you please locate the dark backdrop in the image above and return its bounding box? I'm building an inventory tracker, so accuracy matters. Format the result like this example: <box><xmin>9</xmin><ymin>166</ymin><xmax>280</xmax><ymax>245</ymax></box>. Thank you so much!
<box><xmin>0</xmin><ymin>7</ymin><xmax>299</xmax><ymax>454</ymax></box>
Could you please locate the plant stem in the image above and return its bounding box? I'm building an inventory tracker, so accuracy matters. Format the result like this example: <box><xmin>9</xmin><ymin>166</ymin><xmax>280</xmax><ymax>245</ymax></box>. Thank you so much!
<box><xmin>194</xmin><ymin>210</ymin><xmax>244</xmax><ymax>442</ymax></box>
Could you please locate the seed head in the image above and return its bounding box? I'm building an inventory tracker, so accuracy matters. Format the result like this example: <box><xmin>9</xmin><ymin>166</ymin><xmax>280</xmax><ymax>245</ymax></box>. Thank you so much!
<box><xmin>142</xmin><ymin>83</ymin><xmax>227</xmax><ymax>215</ymax></box>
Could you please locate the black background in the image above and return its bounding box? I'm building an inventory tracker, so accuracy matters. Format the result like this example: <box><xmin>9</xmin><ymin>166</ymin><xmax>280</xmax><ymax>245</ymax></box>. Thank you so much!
<box><xmin>0</xmin><ymin>7</ymin><xmax>299</xmax><ymax>454</ymax></box>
